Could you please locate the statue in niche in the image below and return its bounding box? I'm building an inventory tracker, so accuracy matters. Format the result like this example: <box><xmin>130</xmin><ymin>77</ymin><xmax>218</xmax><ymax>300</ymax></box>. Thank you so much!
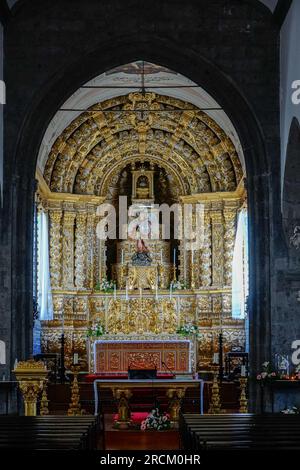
<box><xmin>129</xmin><ymin>216</ymin><xmax>152</xmax><ymax>266</ymax></box>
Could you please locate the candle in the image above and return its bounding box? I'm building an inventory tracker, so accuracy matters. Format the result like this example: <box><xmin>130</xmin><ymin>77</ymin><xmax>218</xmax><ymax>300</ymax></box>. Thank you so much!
<box><xmin>126</xmin><ymin>280</ymin><xmax>129</xmax><ymax>301</ymax></box>
<box><xmin>169</xmin><ymin>283</ymin><xmax>173</xmax><ymax>300</ymax></box>
<box><xmin>213</xmin><ymin>353</ymin><xmax>219</xmax><ymax>364</ymax></box>
<box><xmin>191</xmin><ymin>248</ymin><xmax>194</xmax><ymax>264</ymax></box>
<box><xmin>241</xmin><ymin>365</ymin><xmax>246</xmax><ymax>377</ymax></box>
<box><xmin>121</xmin><ymin>249</ymin><xmax>124</xmax><ymax>265</ymax></box>
<box><xmin>155</xmin><ymin>283</ymin><xmax>158</xmax><ymax>301</ymax></box>
<box><xmin>140</xmin><ymin>287</ymin><xmax>143</xmax><ymax>300</ymax></box>
<box><xmin>173</xmin><ymin>248</ymin><xmax>176</xmax><ymax>265</ymax></box>
<box><xmin>114</xmin><ymin>283</ymin><xmax>117</xmax><ymax>300</ymax></box>
<box><xmin>73</xmin><ymin>353</ymin><xmax>79</xmax><ymax>365</ymax></box>
<box><xmin>160</xmin><ymin>249</ymin><xmax>163</xmax><ymax>264</ymax></box>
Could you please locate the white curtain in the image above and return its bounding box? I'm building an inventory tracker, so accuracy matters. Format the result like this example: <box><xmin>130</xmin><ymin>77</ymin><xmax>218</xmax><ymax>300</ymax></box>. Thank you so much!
<box><xmin>231</xmin><ymin>209</ymin><xmax>249</xmax><ymax>319</ymax></box>
<box><xmin>38</xmin><ymin>211</ymin><xmax>53</xmax><ymax>320</ymax></box>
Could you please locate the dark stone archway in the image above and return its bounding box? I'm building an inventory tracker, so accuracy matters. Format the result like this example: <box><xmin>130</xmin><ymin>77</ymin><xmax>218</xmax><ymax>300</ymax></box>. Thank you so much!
<box><xmin>283</xmin><ymin>117</ymin><xmax>300</xmax><ymax>233</ymax></box>
<box><xmin>0</xmin><ymin>0</ymin><xmax>281</xmax><ymax>412</ymax></box>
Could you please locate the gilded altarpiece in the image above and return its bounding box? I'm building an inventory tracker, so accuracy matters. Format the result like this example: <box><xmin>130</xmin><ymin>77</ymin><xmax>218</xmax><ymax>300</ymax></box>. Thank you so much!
<box><xmin>37</xmin><ymin>92</ymin><xmax>246</xmax><ymax>372</ymax></box>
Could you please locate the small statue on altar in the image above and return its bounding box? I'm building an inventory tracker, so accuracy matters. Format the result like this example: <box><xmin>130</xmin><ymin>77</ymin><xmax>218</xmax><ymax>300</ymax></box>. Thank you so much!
<box><xmin>131</xmin><ymin>225</ymin><xmax>152</xmax><ymax>266</ymax></box>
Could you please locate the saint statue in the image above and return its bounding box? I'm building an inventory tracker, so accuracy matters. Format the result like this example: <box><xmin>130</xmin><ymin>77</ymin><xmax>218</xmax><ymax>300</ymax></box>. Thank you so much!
<box><xmin>131</xmin><ymin>225</ymin><xmax>152</xmax><ymax>266</ymax></box>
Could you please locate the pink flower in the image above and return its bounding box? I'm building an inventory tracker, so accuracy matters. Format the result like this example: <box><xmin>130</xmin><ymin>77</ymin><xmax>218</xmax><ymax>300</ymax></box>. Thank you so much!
<box><xmin>141</xmin><ymin>423</ymin><xmax>146</xmax><ymax>431</ymax></box>
<box><xmin>271</xmin><ymin>372</ymin><xmax>276</xmax><ymax>377</ymax></box>
<box><xmin>257</xmin><ymin>374</ymin><xmax>262</xmax><ymax>380</ymax></box>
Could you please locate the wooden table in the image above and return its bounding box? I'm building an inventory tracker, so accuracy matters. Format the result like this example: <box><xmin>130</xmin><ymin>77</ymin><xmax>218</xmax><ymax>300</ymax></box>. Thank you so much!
<box><xmin>93</xmin><ymin>379</ymin><xmax>204</xmax><ymax>425</ymax></box>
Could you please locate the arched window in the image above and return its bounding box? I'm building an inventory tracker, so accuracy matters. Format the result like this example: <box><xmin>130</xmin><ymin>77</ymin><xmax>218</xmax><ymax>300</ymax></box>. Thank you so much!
<box><xmin>0</xmin><ymin>340</ymin><xmax>5</xmax><ymax>365</ymax></box>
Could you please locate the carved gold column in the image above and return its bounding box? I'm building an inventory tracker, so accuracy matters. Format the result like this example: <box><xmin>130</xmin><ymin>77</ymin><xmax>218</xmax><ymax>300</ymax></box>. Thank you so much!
<box><xmin>49</xmin><ymin>209</ymin><xmax>62</xmax><ymax>288</ymax></box>
<box><xmin>200</xmin><ymin>210</ymin><xmax>212</xmax><ymax>286</ymax></box>
<box><xmin>63</xmin><ymin>211</ymin><xmax>76</xmax><ymax>289</ymax></box>
<box><xmin>13</xmin><ymin>360</ymin><xmax>48</xmax><ymax>416</ymax></box>
<box><xmin>223</xmin><ymin>205</ymin><xmax>237</xmax><ymax>287</ymax></box>
<box><xmin>87</xmin><ymin>208</ymin><xmax>96</xmax><ymax>290</ymax></box>
<box><xmin>211</xmin><ymin>208</ymin><xmax>224</xmax><ymax>287</ymax></box>
<box><xmin>75</xmin><ymin>212</ymin><xmax>87</xmax><ymax>289</ymax></box>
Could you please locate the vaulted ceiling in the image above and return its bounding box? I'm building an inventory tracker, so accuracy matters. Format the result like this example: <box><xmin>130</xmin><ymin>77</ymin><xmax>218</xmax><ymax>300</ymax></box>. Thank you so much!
<box><xmin>43</xmin><ymin>92</ymin><xmax>243</xmax><ymax>198</ymax></box>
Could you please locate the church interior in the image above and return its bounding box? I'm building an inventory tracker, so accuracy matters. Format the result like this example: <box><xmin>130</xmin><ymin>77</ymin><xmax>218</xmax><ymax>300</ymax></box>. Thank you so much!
<box><xmin>0</xmin><ymin>0</ymin><xmax>300</xmax><ymax>456</ymax></box>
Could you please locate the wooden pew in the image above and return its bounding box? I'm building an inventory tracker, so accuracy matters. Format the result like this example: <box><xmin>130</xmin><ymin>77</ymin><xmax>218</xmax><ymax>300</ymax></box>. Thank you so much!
<box><xmin>180</xmin><ymin>413</ymin><xmax>300</xmax><ymax>451</ymax></box>
<box><xmin>0</xmin><ymin>415</ymin><xmax>103</xmax><ymax>450</ymax></box>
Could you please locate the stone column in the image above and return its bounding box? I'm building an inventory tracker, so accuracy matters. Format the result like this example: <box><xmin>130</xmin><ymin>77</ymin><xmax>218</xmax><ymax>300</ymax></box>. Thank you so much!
<box><xmin>75</xmin><ymin>212</ymin><xmax>87</xmax><ymax>289</ymax></box>
<box><xmin>211</xmin><ymin>208</ymin><xmax>224</xmax><ymax>287</ymax></box>
<box><xmin>49</xmin><ymin>209</ymin><xmax>62</xmax><ymax>288</ymax></box>
<box><xmin>62</xmin><ymin>211</ymin><xmax>76</xmax><ymax>289</ymax></box>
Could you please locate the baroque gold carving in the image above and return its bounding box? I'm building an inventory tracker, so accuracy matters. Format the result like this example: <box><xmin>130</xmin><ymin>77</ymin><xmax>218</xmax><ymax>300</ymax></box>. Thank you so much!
<box><xmin>49</xmin><ymin>210</ymin><xmax>62</xmax><ymax>288</ymax></box>
<box><xmin>43</xmin><ymin>93</ymin><xmax>242</xmax><ymax>196</ymax></box>
<box><xmin>75</xmin><ymin>212</ymin><xmax>87</xmax><ymax>289</ymax></box>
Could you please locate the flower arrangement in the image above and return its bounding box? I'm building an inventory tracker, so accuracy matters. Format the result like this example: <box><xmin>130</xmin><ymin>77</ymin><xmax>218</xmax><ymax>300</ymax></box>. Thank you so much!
<box><xmin>95</xmin><ymin>279</ymin><xmax>115</xmax><ymax>292</ymax></box>
<box><xmin>170</xmin><ymin>280</ymin><xmax>187</xmax><ymax>290</ymax></box>
<box><xmin>281</xmin><ymin>406</ymin><xmax>300</xmax><ymax>415</ymax></box>
<box><xmin>140</xmin><ymin>407</ymin><xmax>171</xmax><ymax>431</ymax></box>
<box><xmin>177</xmin><ymin>322</ymin><xmax>201</xmax><ymax>338</ymax></box>
<box><xmin>256</xmin><ymin>362</ymin><xmax>279</xmax><ymax>383</ymax></box>
<box><xmin>86</xmin><ymin>322</ymin><xmax>106</xmax><ymax>337</ymax></box>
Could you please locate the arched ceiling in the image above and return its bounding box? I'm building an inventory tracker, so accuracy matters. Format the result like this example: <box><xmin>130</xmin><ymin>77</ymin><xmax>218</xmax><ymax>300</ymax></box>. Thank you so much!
<box><xmin>37</xmin><ymin>61</ymin><xmax>246</xmax><ymax>175</ymax></box>
<box><xmin>43</xmin><ymin>91</ymin><xmax>243</xmax><ymax>198</ymax></box>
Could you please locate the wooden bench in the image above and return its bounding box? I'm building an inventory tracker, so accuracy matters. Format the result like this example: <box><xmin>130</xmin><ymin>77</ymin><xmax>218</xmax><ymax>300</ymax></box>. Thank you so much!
<box><xmin>0</xmin><ymin>415</ymin><xmax>103</xmax><ymax>450</ymax></box>
<box><xmin>180</xmin><ymin>413</ymin><xmax>300</xmax><ymax>451</ymax></box>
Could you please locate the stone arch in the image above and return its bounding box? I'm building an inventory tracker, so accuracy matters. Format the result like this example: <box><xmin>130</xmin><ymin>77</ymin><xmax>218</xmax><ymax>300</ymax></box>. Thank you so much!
<box><xmin>7</xmin><ymin>34</ymin><xmax>270</xmax><ymax>407</ymax></box>
<box><xmin>283</xmin><ymin>117</ymin><xmax>300</xmax><ymax>250</ymax></box>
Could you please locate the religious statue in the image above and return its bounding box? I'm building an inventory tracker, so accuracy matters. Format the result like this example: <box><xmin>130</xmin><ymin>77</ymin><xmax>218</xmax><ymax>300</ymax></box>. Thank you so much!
<box><xmin>130</xmin><ymin>224</ymin><xmax>152</xmax><ymax>266</ymax></box>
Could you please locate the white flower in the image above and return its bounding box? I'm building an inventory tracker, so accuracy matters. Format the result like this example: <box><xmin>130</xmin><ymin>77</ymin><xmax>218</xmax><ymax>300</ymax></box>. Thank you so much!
<box><xmin>262</xmin><ymin>362</ymin><xmax>270</xmax><ymax>368</ymax></box>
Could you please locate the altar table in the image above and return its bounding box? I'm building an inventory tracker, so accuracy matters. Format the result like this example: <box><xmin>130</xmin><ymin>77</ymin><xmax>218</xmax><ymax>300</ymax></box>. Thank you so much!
<box><xmin>93</xmin><ymin>379</ymin><xmax>204</xmax><ymax>422</ymax></box>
